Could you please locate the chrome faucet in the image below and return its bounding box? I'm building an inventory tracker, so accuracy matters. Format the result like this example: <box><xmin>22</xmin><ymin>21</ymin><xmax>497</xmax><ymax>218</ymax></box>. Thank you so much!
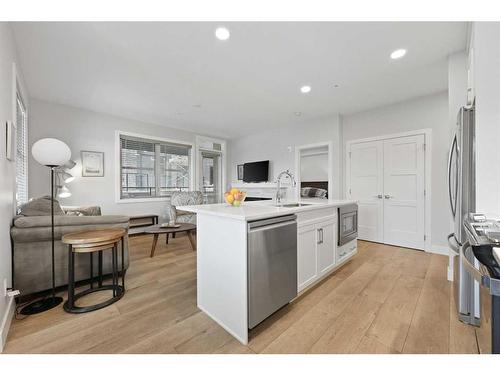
<box><xmin>276</xmin><ymin>169</ymin><xmax>297</xmax><ymax>205</ymax></box>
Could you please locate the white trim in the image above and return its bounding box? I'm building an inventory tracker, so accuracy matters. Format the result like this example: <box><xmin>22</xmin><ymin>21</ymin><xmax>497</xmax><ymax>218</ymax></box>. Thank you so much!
<box><xmin>345</xmin><ymin>128</ymin><xmax>433</xmax><ymax>253</ymax></box>
<box><xmin>115</xmin><ymin>130</ymin><xmax>195</xmax><ymax>203</ymax></box>
<box><xmin>295</xmin><ymin>141</ymin><xmax>333</xmax><ymax>201</ymax></box>
<box><xmin>0</xmin><ymin>296</ymin><xmax>15</xmax><ymax>353</ymax></box>
<box><xmin>447</xmin><ymin>266</ymin><xmax>454</xmax><ymax>282</ymax></box>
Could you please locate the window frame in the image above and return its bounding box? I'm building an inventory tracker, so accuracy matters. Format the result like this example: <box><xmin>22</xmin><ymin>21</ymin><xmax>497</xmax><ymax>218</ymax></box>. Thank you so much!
<box><xmin>115</xmin><ymin>131</ymin><xmax>195</xmax><ymax>203</ymax></box>
<box><xmin>13</xmin><ymin>62</ymin><xmax>29</xmax><ymax>208</ymax></box>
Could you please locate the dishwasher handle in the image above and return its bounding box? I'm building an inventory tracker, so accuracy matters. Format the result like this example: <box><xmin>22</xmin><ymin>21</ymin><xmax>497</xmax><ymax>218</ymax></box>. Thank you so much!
<box><xmin>248</xmin><ymin>220</ymin><xmax>296</xmax><ymax>233</ymax></box>
<box><xmin>248</xmin><ymin>214</ymin><xmax>296</xmax><ymax>230</ymax></box>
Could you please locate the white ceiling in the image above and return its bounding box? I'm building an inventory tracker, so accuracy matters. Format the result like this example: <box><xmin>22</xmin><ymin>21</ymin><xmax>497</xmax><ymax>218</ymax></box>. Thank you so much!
<box><xmin>12</xmin><ymin>22</ymin><xmax>467</xmax><ymax>138</ymax></box>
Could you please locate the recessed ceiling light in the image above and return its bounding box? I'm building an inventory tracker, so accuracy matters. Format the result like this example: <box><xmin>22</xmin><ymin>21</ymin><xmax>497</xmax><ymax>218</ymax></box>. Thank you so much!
<box><xmin>333</xmin><ymin>84</ymin><xmax>340</xmax><ymax>88</ymax></box>
<box><xmin>300</xmin><ymin>85</ymin><xmax>311</xmax><ymax>94</ymax></box>
<box><xmin>215</xmin><ymin>27</ymin><xmax>230</xmax><ymax>41</ymax></box>
<box><xmin>390</xmin><ymin>49</ymin><xmax>407</xmax><ymax>59</ymax></box>
<box><xmin>294</xmin><ymin>112</ymin><xmax>302</xmax><ymax>116</ymax></box>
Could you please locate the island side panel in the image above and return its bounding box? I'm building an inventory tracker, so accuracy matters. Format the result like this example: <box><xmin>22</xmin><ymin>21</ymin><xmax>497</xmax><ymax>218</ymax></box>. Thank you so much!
<box><xmin>196</xmin><ymin>213</ymin><xmax>249</xmax><ymax>344</ymax></box>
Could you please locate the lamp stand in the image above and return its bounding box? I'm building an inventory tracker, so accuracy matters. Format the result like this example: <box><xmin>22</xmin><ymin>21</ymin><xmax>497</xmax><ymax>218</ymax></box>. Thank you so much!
<box><xmin>20</xmin><ymin>166</ymin><xmax>63</xmax><ymax>315</ymax></box>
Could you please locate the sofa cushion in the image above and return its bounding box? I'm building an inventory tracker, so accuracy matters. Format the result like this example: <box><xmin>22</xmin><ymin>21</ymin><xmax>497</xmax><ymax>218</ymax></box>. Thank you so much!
<box><xmin>18</xmin><ymin>196</ymin><xmax>65</xmax><ymax>216</ymax></box>
<box><xmin>11</xmin><ymin>215</ymin><xmax>130</xmax><ymax>243</ymax></box>
<box><xmin>13</xmin><ymin>214</ymin><xmax>130</xmax><ymax>229</ymax></box>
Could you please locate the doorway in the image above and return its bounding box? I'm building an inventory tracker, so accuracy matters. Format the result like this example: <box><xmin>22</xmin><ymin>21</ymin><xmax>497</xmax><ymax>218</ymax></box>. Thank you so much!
<box><xmin>199</xmin><ymin>150</ymin><xmax>222</xmax><ymax>204</ymax></box>
<box><xmin>295</xmin><ymin>142</ymin><xmax>333</xmax><ymax>201</ymax></box>
<box><xmin>346</xmin><ymin>131</ymin><xmax>429</xmax><ymax>250</ymax></box>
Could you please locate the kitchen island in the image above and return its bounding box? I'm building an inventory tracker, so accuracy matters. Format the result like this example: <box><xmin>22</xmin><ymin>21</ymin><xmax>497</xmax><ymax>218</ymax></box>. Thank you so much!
<box><xmin>178</xmin><ymin>199</ymin><xmax>358</xmax><ymax>344</ymax></box>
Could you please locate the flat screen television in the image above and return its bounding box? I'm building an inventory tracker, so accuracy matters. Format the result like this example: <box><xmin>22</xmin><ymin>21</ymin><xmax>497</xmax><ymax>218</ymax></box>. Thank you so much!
<box><xmin>243</xmin><ymin>160</ymin><xmax>269</xmax><ymax>182</ymax></box>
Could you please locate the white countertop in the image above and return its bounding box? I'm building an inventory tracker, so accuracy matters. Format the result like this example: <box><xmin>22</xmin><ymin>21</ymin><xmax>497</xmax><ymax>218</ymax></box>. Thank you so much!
<box><xmin>178</xmin><ymin>199</ymin><xmax>357</xmax><ymax>221</ymax></box>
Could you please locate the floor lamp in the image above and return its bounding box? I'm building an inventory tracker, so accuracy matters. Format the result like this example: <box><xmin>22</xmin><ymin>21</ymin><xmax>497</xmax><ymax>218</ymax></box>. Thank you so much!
<box><xmin>20</xmin><ymin>138</ymin><xmax>71</xmax><ymax>315</ymax></box>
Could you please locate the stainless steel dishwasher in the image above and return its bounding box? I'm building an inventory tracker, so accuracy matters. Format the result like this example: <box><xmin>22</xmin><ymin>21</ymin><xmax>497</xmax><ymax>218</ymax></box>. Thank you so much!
<box><xmin>247</xmin><ymin>214</ymin><xmax>297</xmax><ymax>329</ymax></box>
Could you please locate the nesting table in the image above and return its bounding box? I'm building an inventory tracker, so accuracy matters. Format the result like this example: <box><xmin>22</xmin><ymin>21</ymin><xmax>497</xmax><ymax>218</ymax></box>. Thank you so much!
<box><xmin>145</xmin><ymin>223</ymin><xmax>197</xmax><ymax>257</ymax></box>
<box><xmin>62</xmin><ymin>228</ymin><xmax>126</xmax><ymax>313</ymax></box>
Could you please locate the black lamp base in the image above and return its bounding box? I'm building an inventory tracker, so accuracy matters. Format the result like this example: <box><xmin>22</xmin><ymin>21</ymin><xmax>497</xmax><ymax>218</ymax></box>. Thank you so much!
<box><xmin>20</xmin><ymin>296</ymin><xmax>63</xmax><ymax>315</ymax></box>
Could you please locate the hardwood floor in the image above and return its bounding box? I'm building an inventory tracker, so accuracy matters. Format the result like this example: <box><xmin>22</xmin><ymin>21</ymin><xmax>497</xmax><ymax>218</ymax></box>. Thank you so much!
<box><xmin>4</xmin><ymin>235</ymin><xmax>480</xmax><ymax>354</ymax></box>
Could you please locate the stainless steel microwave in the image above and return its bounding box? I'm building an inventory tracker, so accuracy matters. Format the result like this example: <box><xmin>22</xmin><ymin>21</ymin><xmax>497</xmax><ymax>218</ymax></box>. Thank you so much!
<box><xmin>338</xmin><ymin>204</ymin><xmax>358</xmax><ymax>246</ymax></box>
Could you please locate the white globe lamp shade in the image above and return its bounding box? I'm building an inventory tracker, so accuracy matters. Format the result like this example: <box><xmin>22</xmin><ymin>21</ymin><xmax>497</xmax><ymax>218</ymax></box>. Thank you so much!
<box><xmin>32</xmin><ymin>138</ymin><xmax>71</xmax><ymax>167</ymax></box>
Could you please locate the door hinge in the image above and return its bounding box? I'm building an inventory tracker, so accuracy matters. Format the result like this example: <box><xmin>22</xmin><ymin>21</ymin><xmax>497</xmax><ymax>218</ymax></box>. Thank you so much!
<box><xmin>349</xmin><ymin>151</ymin><xmax>352</xmax><ymax>158</ymax></box>
<box><xmin>424</xmin><ymin>235</ymin><xmax>426</xmax><ymax>241</ymax></box>
<box><xmin>424</xmin><ymin>189</ymin><xmax>426</xmax><ymax>196</ymax></box>
<box><xmin>423</xmin><ymin>143</ymin><xmax>426</xmax><ymax>151</ymax></box>
<box><xmin>349</xmin><ymin>188</ymin><xmax>351</xmax><ymax>195</ymax></box>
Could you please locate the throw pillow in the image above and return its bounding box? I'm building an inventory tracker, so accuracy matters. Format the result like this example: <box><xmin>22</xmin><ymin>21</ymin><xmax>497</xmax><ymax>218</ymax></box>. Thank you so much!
<box><xmin>18</xmin><ymin>195</ymin><xmax>65</xmax><ymax>216</ymax></box>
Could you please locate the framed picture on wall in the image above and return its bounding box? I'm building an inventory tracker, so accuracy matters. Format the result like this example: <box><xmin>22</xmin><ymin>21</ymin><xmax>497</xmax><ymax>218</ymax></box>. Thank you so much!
<box><xmin>237</xmin><ymin>164</ymin><xmax>244</xmax><ymax>180</ymax></box>
<box><xmin>81</xmin><ymin>150</ymin><xmax>104</xmax><ymax>177</ymax></box>
<box><xmin>5</xmin><ymin>121</ymin><xmax>15</xmax><ymax>161</ymax></box>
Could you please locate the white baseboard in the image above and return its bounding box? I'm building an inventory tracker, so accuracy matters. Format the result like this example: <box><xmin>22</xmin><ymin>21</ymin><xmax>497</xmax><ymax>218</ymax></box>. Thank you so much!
<box><xmin>0</xmin><ymin>296</ymin><xmax>15</xmax><ymax>353</ymax></box>
<box><xmin>428</xmin><ymin>244</ymin><xmax>449</xmax><ymax>256</ymax></box>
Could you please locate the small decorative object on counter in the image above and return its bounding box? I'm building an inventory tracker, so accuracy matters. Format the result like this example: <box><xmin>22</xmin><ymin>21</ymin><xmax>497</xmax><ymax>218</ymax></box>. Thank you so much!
<box><xmin>224</xmin><ymin>188</ymin><xmax>247</xmax><ymax>206</ymax></box>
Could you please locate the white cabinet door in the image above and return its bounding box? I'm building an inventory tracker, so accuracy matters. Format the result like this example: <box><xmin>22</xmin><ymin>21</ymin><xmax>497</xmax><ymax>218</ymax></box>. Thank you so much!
<box><xmin>347</xmin><ymin>140</ymin><xmax>384</xmax><ymax>242</ymax></box>
<box><xmin>317</xmin><ymin>219</ymin><xmax>336</xmax><ymax>277</ymax></box>
<box><xmin>383</xmin><ymin>135</ymin><xmax>425</xmax><ymax>250</ymax></box>
<box><xmin>297</xmin><ymin>224</ymin><xmax>318</xmax><ymax>291</ymax></box>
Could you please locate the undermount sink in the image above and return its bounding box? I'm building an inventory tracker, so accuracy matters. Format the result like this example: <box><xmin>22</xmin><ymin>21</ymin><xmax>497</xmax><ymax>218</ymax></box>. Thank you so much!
<box><xmin>275</xmin><ymin>203</ymin><xmax>313</xmax><ymax>208</ymax></box>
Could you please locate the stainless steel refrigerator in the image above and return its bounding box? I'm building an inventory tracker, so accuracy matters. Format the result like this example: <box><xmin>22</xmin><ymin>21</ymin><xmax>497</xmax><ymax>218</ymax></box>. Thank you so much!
<box><xmin>447</xmin><ymin>105</ymin><xmax>480</xmax><ymax>326</ymax></box>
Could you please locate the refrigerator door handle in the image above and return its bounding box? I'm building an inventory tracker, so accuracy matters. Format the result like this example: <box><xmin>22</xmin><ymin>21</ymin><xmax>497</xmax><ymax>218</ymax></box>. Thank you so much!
<box><xmin>447</xmin><ymin>232</ymin><xmax>460</xmax><ymax>253</ymax></box>
<box><xmin>447</xmin><ymin>134</ymin><xmax>458</xmax><ymax>218</ymax></box>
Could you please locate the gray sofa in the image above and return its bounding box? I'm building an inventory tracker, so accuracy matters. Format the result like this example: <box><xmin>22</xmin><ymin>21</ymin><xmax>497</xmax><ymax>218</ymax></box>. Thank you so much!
<box><xmin>11</xmin><ymin>205</ymin><xmax>130</xmax><ymax>297</ymax></box>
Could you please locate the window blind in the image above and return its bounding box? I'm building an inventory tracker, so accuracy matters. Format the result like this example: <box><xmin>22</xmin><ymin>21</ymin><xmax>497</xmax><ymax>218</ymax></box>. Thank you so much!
<box><xmin>120</xmin><ymin>134</ymin><xmax>191</xmax><ymax>199</ymax></box>
<box><xmin>15</xmin><ymin>91</ymin><xmax>28</xmax><ymax>206</ymax></box>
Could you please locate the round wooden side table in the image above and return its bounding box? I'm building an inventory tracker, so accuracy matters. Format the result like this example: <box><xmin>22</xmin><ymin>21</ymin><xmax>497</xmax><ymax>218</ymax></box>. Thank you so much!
<box><xmin>62</xmin><ymin>228</ymin><xmax>126</xmax><ymax>314</ymax></box>
<box><xmin>144</xmin><ymin>223</ymin><xmax>196</xmax><ymax>258</ymax></box>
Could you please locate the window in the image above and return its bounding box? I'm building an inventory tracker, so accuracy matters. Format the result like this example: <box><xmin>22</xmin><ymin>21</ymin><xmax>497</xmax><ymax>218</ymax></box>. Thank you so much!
<box><xmin>15</xmin><ymin>89</ymin><xmax>28</xmax><ymax>206</ymax></box>
<box><xmin>120</xmin><ymin>134</ymin><xmax>191</xmax><ymax>199</ymax></box>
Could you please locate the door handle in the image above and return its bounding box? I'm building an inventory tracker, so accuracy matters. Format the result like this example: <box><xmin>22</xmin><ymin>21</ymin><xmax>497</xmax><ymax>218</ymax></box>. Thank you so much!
<box><xmin>374</xmin><ymin>194</ymin><xmax>383</xmax><ymax>199</ymax></box>
<box><xmin>447</xmin><ymin>135</ymin><xmax>458</xmax><ymax>218</ymax></box>
<box><xmin>384</xmin><ymin>195</ymin><xmax>393</xmax><ymax>199</ymax></box>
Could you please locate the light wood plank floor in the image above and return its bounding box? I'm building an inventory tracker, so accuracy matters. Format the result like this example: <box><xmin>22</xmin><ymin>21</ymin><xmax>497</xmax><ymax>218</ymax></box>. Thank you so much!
<box><xmin>4</xmin><ymin>235</ymin><xmax>480</xmax><ymax>354</ymax></box>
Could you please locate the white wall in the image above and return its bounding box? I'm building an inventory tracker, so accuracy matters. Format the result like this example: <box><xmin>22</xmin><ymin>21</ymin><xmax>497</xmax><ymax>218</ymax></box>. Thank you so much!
<box><xmin>0</xmin><ymin>23</ymin><xmax>24</xmax><ymax>350</ymax></box>
<box><xmin>229</xmin><ymin>115</ymin><xmax>342</xmax><ymax>198</ymax></box>
<box><xmin>473</xmin><ymin>22</ymin><xmax>500</xmax><ymax>218</ymax></box>
<box><xmin>342</xmin><ymin>92</ymin><xmax>450</xmax><ymax>249</ymax></box>
<box><xmin>448</xmin><ymin>51</ymin><xmax>468</xmax><ymax>141</ymax></box>
<box><xmin>28</xmin><ymin>99</ymin><xmax>224</xmax><ymax>221</ymax></box>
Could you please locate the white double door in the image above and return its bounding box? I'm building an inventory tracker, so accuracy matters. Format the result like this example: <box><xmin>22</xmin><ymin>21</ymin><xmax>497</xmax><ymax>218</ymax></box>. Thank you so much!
<box><xmin>347</xmin><ymin>134</ymin><xmax>426</xmax><ymax>250</ymax></box>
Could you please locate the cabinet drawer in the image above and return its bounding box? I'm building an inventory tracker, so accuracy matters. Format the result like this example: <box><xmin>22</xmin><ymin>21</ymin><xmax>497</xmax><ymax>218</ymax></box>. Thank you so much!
<box><xmin>337</xmin><ymin>239</ymin><xmax>357</xmax><ymax>263</ymax></box>
<box><xmin>296</xmin><ymin>208</ymin><xmax>336</xmax><ymax>225</ymax></box>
